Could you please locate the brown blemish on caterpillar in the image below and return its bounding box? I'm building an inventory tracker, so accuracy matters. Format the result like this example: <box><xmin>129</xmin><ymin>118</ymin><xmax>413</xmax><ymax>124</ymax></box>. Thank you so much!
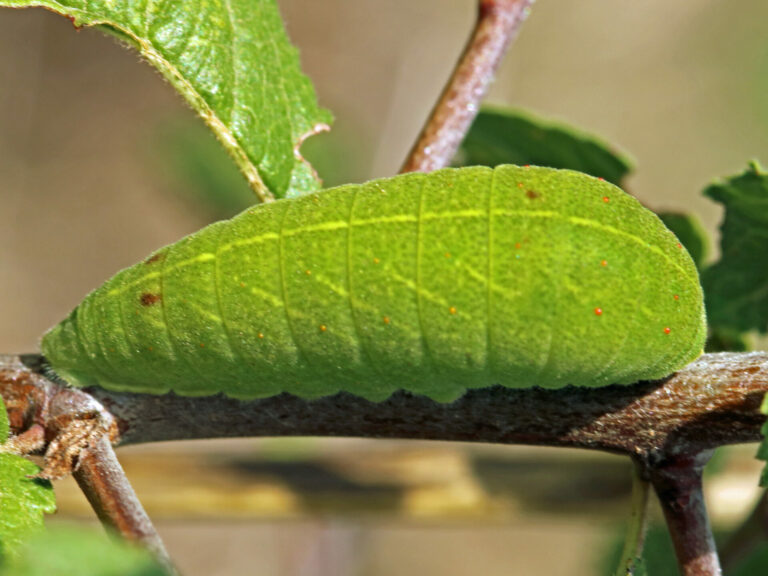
<box><xmin>144</xmin><ymin>252</ymin><xmax>165</xmax><ymax>265</ymax></box>
<box><xmin>140</xmin><ymin>293</ymin><xmax>162</xmax><ymax>307</ymax></box>
<box><xmin>526</xmin><ymin>189</ymin><xmax>539</xmax><ymax>199</ymax></box>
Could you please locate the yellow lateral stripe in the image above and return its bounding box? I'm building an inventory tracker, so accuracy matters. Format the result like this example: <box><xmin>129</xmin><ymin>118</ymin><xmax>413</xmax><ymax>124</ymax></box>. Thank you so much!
<box><xmin>105</xmin><ymin>206</ymin><xmax>691</xmax><ymax>299</ymax></box>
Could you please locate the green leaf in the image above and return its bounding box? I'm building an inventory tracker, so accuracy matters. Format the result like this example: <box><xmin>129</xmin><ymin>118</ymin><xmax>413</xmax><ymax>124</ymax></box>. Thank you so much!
<box><xmin>1</xmin><ymin>524</ymin><xmax>169</xmax><ymax>576</ymax></box>
<box><xmin>702</xmin><ymin>162</ymin><xmax>768</xmax><ymax>333</ymax></box>
<box><xmin>0</xmin><ymin>415</ymin><xmax>56</xmax><ymax>563</ymax></box>
<box><xmin>457</xmin><ymin>107</ymin><xmax>633</xmax><ymax>185</ymax></box>
<box><xmin>0</xmin><ymin>0</ymin><xmax>332</xmax><ymax>201</ymax></box>
<box><xmin>657</xmin><ymin>212</ymin><xmax>709</xmax><ymax>270</ymax></box>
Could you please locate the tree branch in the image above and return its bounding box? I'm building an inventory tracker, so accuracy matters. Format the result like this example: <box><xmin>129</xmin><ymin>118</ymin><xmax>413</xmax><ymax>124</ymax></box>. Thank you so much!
<box><xmin>78</xmin><ymin>352</ymin><xmax>767</xmax><ymax>464</ymax></box>
<box><xmin>400</xmin><ymin>0</ymin><xmax>534</xmax><ymax>173</ymax></box>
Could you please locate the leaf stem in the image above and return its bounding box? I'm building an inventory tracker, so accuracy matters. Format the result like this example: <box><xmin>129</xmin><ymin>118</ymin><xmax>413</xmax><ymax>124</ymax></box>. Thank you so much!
<box><xmin>647</xmin><ymin>452</ymin><xmax>722</xmax><ymax>576</ymax></box>
<box><xmin>400</xmin><ymin>0</ymin><xmax>534</xmax><ymax>173</ymax></box>
<box><xmin>614</xmin><ymin>462</ymin><xmax>650</xmax><ymax>576</ymax></box>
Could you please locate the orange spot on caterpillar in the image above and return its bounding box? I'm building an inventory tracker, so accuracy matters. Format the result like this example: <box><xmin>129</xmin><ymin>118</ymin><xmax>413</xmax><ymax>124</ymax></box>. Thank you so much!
<box><xmin>598</xmin><ymin>177</ymin><xmax>605</xmax><ymax>181</ymax></box>
<box><xmin>373</xmin><ymin>257</ymin><xmax>380</xmax><ymax>264</ymax></box>
<box><xmin>677</xmin><ymin>243</ymin><xmax>682</xmax><ymax>249</ymax></box>
<box><xmin>600</xmin><ymin>260</ymin><xmax>608</xmax><ymax>267</ymax></box>
<box><xmin>674</xmin><ymin>294</ymin><xmax>680</xmax><ymax>301</ymax></box>
<box><xmin>525</xmin><ymin>189</ymin><xmax>539</xmax><ymax>199</ymax></box>
<box><xmin>602</xmin><ymin>196</ymin><xmax>610</xmax><ymax>203</ymax></box>
<box><xmin>239</xmin><ymin>282</ymin><xmax>246</xmax><ymax>288</ymax></box>
<box><xmin>199</xmin><ymin>343</ymin><xmax>205</xmax><ymax>348</ymax></box>
<box><xmin>515</xmin><ymin>242</ymin><xmax>522</xmax><ymax>249</ymax></box>
<box><xmin>383</xmin><ymin>316</ymin><xmax>391</xmax><ymax>325</ymax></box>
<box><xmin>517</xmin><ymin>182</ymin><xmax>524</xmax><ymax>189</ymax></box>
<box><xmin>664</xmin><ymin>327</ymin><xmax>671</xmax><ymax>334</ymax></box>
<box><xmin>444</xmin><ymin>252</ymin><xmax>451</xmax><ymax>259</ymax></box>
<box><xmin>147</xmin><ymin>346</ymin><xmax>153</xmax><ymax>352</ymax></box>
<box><xmin>305</xmin><ymin>270</ymin><xmax>312</xmax><ymax>276</ymax></box>
<box><xmin>449</xmin><ymin>306</ymin><xmax>457</xmax><ymax>315</ymax></box>
<box><xmin>258</xmin><ymin>333</ymin><xmax>265</xmax><ymax>339</ymax></box>
<box><xmin>594</xmin><ymin>308</ymin><xmax>603</xmax><ymax>316</ymax></box>
<box><xmin>319</xmin><ymin>324</ymin><xmax>327</xmax><ymax>332</ymax></box>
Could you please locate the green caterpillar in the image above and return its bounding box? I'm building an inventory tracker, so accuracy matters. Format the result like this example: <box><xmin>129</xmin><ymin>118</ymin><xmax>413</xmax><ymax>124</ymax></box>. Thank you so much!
<box><xmin>41</xmin><ymin>165</ymin><xmax>706</xmax><ymax>402</ymax></box>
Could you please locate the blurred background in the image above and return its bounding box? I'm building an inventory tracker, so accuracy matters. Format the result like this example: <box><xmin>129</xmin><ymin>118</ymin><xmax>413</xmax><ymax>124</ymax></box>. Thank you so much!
<box><xmin>1</xmin><ymin>0</ymin><xmax>767</xmax><ymax>574</ymax></box>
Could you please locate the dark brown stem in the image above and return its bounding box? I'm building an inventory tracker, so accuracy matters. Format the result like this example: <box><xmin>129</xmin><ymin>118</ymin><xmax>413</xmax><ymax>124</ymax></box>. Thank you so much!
<box><xmin>84</xmin><ymin>352</ymin><xmax>768</xmax><ymax>464</ymax></box>
<box><xmin>647</xmin><ymin>453</ymin><xmax>722</xmax><ymax>576</ymax></box>
<box><xmin>720</xmin><ymin>489</ymin><xmax>768</xmax><ymax>573</ymax></box>
<box><xmin>400</xmin><ymin>0</ymin><xmax>534</xmax><ymax>173</ymax></box>
<box><xmin>73</xmin><ymin>436</ymin><xmax>177</xmax><ymax>576</ymax></box>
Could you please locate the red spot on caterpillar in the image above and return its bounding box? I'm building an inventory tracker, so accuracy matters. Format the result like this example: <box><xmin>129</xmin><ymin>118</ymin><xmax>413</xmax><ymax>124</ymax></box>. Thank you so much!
<box><xmin>602</xmin><ymin>196</ymin><xmax>610</xmax><ymax>203</ymax></box>
<box><xmin>525</xmin><ymin>189</ymin><xmax>539</xmax><ymax>199</ymax></box>
<box><xmin>140</xmin><ymin>293</ymin><xmax>162</xmax><ymax>307</ymax></box>
<box><xmin>600</xmin><ymin>260</ymin><xmax>608</xmax><ymax>267</ymax></box>
<box><xmin>674</xmin><ymin>294</ymin><xmax>680</xmax><ymax>301</ymax></box>
<box><xmin>594</xmin><ymin>308</ymin><xmax>603</xmax><ymax>316</ymax></box>
<box><xmin>144</xmin><ymin>252</ymin><xmax>165</xmax><ymax>265</ymax></box>
<box><xmin>664</xmin><ymin>327</ymin><xmax>671</xmax><ymax>334</ymax></box>
<box><xmin>449</xmin><ymin>306</ymin><xmax>457</xmax><ymax>315</ymax></box>
<box><xmin>677</xmin><ymin>243</ymin><xmax>682</xmax><ymax>249</ymax></box>
<box><xmin>598</xmin><ymin>177</ymin><xmax>605</xmax><ymax>181</ymax></box>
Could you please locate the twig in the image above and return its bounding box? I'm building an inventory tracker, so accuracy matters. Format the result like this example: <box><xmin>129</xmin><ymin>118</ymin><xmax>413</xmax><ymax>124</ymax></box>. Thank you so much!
<box><xmin>73</xmin><ymin>436</ymin><xmax>178</xmax><ymax>576</ymax></box>
<box><xmin>647</xmin><ymin>452</ymin><xmax>722</xmax><ymax>576</ymax></box>
<box><xmin>84</xmin><ymin>352</ymin><xmax>768</xmax><ymax>463</ymax></box>
<box><xmin>615</xmin><ymin>462</ymin><xmax>650</xmax><ymax>576</ymax></box>
<box><xmin>400</xmin><ymin>0</ymin><xmax>534</xmax><ymax>173</ymax></box>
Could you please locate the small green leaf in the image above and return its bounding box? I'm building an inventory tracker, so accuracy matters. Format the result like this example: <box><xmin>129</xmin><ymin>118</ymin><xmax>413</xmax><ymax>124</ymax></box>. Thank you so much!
<box><xmin>0</xmin><ymin>0</ymin><xmax>332</xmax><ymax>201</ymax></box>
<box><xmin>0</xmin><ymin>454</ymin><xmax>56</xmax><ymax>562</ymax></box>
<box><xmin>657</xmin><ymin>212</ymin><xmax>709</xmax><ymax>270</ymax></box>
<box><xmin>1</xmin><ymin>524</ymin><xmax>169</xmax><ymax>576</ymax></box>
<box><xmin>457</xmin><ymin>107</ymin><xmax>633</xmax><ymax>185</ymax></box>
<box><xmin>702</xmin><ymin>162</ymin><xmax>768</xmax><ymax>333</ymax></box>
